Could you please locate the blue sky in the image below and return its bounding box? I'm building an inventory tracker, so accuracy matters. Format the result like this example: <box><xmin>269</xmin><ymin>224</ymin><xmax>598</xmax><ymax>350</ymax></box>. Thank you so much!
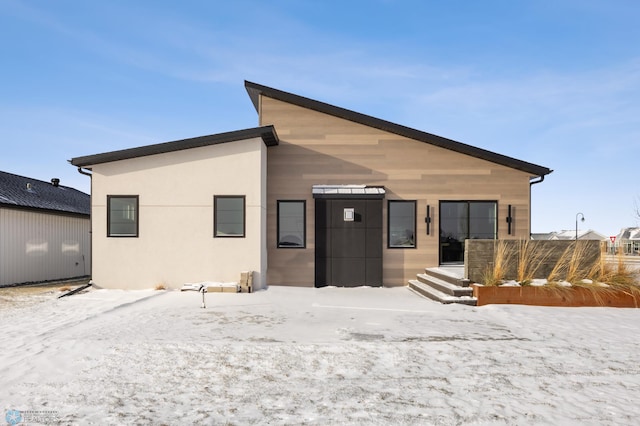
<box><xmin>1</xmin><ymin>0</ymin><xmax>638</xmax><ymax>236</ymax></box>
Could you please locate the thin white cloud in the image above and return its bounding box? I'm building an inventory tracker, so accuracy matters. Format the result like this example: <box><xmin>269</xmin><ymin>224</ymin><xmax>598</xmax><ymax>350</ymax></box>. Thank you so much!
<box><xmin>406</xmin><ymin>60</ymin><xmax>640</xmax><ymax>142</ymax></box>
<box><xmin>0</xmin><ymin>105</ymin><xmax>157</xmax><ymax>153</ymax></box>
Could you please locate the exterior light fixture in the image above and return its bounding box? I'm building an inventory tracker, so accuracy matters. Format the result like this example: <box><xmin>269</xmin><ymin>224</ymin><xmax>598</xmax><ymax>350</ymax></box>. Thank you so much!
<box><xmin>575</xmin><ymin>212</ymin><xmax>585</xmax><ymax>240</ymax></box>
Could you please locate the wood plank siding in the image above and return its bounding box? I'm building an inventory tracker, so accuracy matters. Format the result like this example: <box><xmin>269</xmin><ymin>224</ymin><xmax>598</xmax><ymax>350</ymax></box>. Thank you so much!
<box><xmin>260</xmin><ymin>96</ymin><xmax>533</xmax><ymax>287</ymax></box>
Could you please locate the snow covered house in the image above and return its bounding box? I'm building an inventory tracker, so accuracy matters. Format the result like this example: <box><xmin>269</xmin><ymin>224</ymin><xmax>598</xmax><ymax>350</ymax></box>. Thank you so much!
<box><xmin>70</xmin><ymin>81</ymin><xmax>552</xmax><ymax>290</ymax></box>
<box><xmin>0</xmin><ymin>171</ymin><xmax>90</xmax><ymax>286</ymax></box>
<box><xmin>531</xmin><ymin>229</ymin><xmax>607</xmax><ymax>241</ymax></box>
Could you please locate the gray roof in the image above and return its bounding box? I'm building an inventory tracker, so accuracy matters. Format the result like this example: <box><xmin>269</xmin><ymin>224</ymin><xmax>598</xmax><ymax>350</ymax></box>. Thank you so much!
<box><xmin>0</xmin><ymin>171</ymin><xmax>89</xmax><ymax>216</ymax></box>
<box><xmin>531</xmin><ymin>230</ymin><xmax>607</xmax><ymax>241</ymax></box>
<box><xmin>245</xmin><ymin>81</ymin><xmax>553</xmax><ymax>178</ymax></box>
<box><xmin>70</xmin><ymin>126</ymin><xmax>279</xmax><ymax>168</ymax></box>
<box><xmin>530</xmin><ymin>233</ymin><xmax>553</xmax><ymax>240</ymax></box>
<box><xmin>617</xmin><ymin>227</ymin><xmax>640</xmax><ymax>241</ymax></box>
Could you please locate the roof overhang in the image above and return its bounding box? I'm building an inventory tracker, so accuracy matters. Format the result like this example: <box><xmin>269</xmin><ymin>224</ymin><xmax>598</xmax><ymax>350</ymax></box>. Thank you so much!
<box><xmin>312</xmin><ymin>185</ymin><xmax>386</xmax><ymax>199</ymax></box>
<box><xmin>70</xmin><ymin>125</ymin><xmax>279</xmax><ymax>168</ymax></box>
<box><xmin>0</xmin><ymin>202</ymin><xmax>89</xmax><ymax>218</ymax></box>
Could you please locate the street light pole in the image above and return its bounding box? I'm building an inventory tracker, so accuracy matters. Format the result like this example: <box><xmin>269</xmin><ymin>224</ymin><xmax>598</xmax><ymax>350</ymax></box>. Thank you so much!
<box><xmin>575</xmin><ymin>212</ymin><xmax>585</xmax><ymax>240</ymax></box>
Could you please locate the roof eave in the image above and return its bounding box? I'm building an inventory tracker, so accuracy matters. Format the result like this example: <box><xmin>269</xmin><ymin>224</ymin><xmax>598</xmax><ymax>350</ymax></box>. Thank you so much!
<box><xmin>0</xmin><ymin>202</ymin><xmax>90</xmax><ymax>217</ymax></box>
<box><xmin>70</xmin><ymin>125</ymin><xmax>279</xmax><ymax>168</ymax></box>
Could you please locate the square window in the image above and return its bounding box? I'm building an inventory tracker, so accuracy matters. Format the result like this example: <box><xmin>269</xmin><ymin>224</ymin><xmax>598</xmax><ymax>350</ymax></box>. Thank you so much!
<box><xmin>214</xmin><ymin>196</ymin><xmax>245</xmax><ymax>237</ymax></box>
<box><xmin>277</xmin><ymin>200</ymin><xmax>306</xmax><ymax>248</ymax></box>
<box><xmin>107</xmin><ymin>195</ymin><xmax>139</xmax><ymax>237</ymax></box>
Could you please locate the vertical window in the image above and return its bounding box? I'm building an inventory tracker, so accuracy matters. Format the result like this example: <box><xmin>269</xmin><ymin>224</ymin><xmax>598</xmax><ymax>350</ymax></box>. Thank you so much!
<box><xmin>107</xmin><ymin>195</ymin><xmax>139</xmax><ymax>237</ymax></box>
<box><xmin>278</xmin><ymin>200</ymin><xmax>306</xmax><ymax>248</ymax></box>
<box><xmin>469</xmin><ymin>202</ymin><xmax>497</xmax><ymax>239</ymax></box>
<box><xmin>388</xmin><ymin>200</ymin><xmax>416</xmax><ymax>248</ymax></box>
<box><xmin>214</xmin><ymin>196</ymin><xmax>245</xmax><ymax>237</ymax></box>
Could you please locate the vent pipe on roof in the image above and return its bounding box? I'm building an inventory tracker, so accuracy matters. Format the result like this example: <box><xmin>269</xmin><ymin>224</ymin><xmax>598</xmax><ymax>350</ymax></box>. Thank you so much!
<box><xmin>51</xmin><ymin>178</ymin><xmax>60</xmax><ymax>187</ymax></box>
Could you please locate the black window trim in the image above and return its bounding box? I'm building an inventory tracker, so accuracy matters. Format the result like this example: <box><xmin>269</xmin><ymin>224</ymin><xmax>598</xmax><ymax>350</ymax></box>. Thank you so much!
<box><xmin>387</xmin><ymin>199</ymin><xmax>417</xmax><ymax>249</ymax></box>
<box><xmin>107</xmin><ymin>195</ymin><xmax>139</xmax><ymax>238</ymax></box>
<box><xmin>214</xmin><ymin>195</ymin><xmax>246</xmax><ymax>238</ymax></box>
<box><xmin>277</xmin><ymin>200</ymin><xmax>307</xmax><ymax>249</ymax></box>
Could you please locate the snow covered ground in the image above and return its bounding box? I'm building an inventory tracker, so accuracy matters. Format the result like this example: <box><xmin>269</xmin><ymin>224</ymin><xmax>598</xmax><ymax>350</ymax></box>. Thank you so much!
<box><xmin>2</xmin><ymin>285</ymin><xmax>640</xmax><ymax>425</ymax></box>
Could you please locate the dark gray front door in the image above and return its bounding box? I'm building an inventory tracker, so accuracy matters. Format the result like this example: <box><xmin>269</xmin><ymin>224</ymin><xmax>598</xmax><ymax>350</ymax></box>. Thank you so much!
<box><xmin>315</xmin><ymin>199</ymin><xmax>382</xmax><ymax>287</ymax></box>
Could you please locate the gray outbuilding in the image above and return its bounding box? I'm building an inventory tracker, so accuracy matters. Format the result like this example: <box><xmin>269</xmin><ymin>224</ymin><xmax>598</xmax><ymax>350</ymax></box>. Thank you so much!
<box><xmin>0</xmin><ymin>171</ymin><xmax>90</xmax><ymax>286</ymax></box>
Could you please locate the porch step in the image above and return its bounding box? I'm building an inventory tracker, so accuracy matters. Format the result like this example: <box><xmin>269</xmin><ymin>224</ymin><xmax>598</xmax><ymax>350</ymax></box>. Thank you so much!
<box><xmin>408</xmin><ymin>279</ymin><xmax>477</xmax><ymax>306</ymax></box>
<box><xmin>408</xmin><ymin>266</ymin><xmax>477</xmax><ymax>305</ymax></box>
<box><xmin>424</xmin><ymin>267</ymin><xmax>471</xmax><ymax>287</ymax></box>
<box><xmin>416</xmin><ymin>274</ymin><xmax>473</xmax><ymax>297</ymax></box>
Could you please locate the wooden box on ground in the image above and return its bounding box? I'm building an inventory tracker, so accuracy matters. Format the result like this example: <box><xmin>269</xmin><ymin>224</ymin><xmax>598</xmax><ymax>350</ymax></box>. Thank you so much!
<box><xmin>240</xmin><ymin>271</ymin><xmax>253</xmax><ymax>293</ymax></box>
<box><xmin>207</xmin><ymin>284</ymin><xmax>240</xmax><ymax>293</ymax></box>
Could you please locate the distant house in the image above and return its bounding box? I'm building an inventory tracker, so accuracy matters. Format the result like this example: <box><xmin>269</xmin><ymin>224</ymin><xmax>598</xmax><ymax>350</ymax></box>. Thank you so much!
<box><xmin>613</xmin><ymin>227</ymin><xmax>640</xmax><ymax>255</ymax></box>
<box><xmin>0</xmin><ymin>171</ymin><xmax>90</xmax><ymax>286</ymax></box>
<box><xmin>531</xmin><ymin>229</ymin><xmax>607</xmax><ymax>241</ymax></box>
<box><xmin>70</xmin><ymin>81</ymin><xmax>552</xmax><ymax>290</ymax></box>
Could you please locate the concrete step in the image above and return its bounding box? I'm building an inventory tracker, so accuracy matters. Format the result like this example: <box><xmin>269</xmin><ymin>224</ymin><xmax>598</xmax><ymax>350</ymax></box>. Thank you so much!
<box><xmin>416</xmin><ymin>274</ymin><xmax>474</xmax><ymax>297</ymax></box>
<box><xmin>424</xmin><ymin>267</ymin><xmax>471</xmax><ymax>287</ymax></box>
<box><xmin>408</xmin><ymin>280</ymin><xmax>477</xmax><ymax>306</ymax></box>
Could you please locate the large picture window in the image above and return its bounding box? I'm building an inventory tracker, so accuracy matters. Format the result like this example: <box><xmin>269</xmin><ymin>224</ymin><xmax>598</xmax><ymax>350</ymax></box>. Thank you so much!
<box><xmin>388</xmin><ymin>200</ymin><xmax>416</xmax><ymax>248</ymax></box>
<box><xmin>277</xmin><ymin>200</ymin><xmax>306</xmax><ymax>248</ymax></box>
<box><xmin>440</xmin><ymin>201</ymin><xmax>497</xmax><ymax>263</ymax></box>
<box><xmin>214</xmin><ymin>196</ymin><xmax>245</xmax><ymax>237</ymax></box>
<box><xmin>107</xmin><ymin>195</ymin><xmax>139</xmax><ymax>237</ymax></box>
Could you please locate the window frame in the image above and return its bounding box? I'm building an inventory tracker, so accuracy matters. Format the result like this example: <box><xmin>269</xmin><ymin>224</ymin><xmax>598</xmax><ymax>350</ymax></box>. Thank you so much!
<box><xmin>277</xmin><ymin>200</ymin><xmax>306</xmax><ymax>249</ymax></box>
<box><xmin>438</xmin><ymin>200</ymin><xmax>498</xmax><ymax>264</ymax></box>
<box><xmin>468</xmin><ymin>201</ymin><xmax>498</xmax><ymax>240</ymax></box>
<box><xmin>387</xmin><ymin>200</ymin><xmax>417</xmax><ymax>249</ymax></box>
<box><xmin>214</xmin><ymin>195</ymin><xmax>246</xmax><ymax>238</ymax></box>
<box><xmin>107</xmin><ymin>195</ymin><xmax>139</xmax><ymax>238</ymax></box>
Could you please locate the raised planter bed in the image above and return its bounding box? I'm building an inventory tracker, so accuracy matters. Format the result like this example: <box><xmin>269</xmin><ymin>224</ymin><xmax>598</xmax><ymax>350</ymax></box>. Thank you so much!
<box><xmin>472</xmin><ymin>284</ymin><xmax>640</xmax><ymax>308</ymax></box>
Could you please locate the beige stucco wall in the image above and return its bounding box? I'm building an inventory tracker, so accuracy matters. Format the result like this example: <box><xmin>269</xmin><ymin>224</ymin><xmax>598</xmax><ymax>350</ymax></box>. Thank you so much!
<box><xmin>89</xmin><ymin>138</ymin><xmax>267</xmax><ymax>290</ymax></box>
<box><xmin>259</xmin><ymin>96</ymin><xmax>535</xmax><ymax>287</ymax></box>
